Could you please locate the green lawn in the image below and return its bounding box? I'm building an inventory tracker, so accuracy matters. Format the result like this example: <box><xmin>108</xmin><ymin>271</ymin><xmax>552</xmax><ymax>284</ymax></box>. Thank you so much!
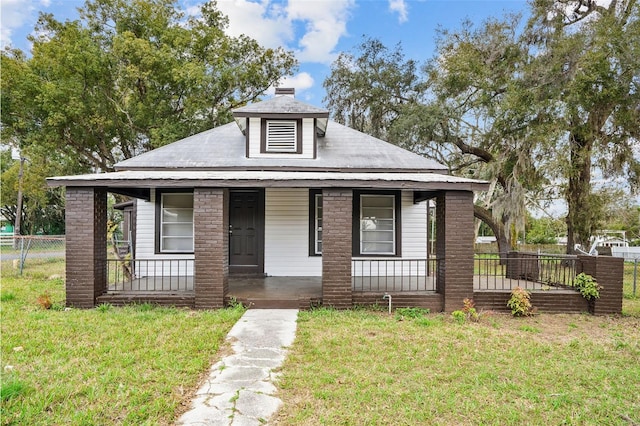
<box><xmin>0</xmin><ymin>259</ymin><xmax>245</xmax><ymax>425</ymax></box>
<box><xmin>2</xmin><ymin>258</ymin><xmax>639</xmax><ymax>425</ymax></box>
<box><xmin>275</xmin><ymin>308</ymin><xmax>640</xmax><ymax>425</ymax></box>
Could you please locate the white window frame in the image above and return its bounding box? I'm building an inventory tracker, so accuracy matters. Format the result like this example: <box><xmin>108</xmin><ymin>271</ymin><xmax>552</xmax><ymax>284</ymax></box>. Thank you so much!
<box><xmin>266</xmin><ymin>120</ymin><xmax>298</xmax><ymax>153</ymax></box>
<box><xmin>160</xmin><ymin>192</ymin><xmax>194</xmax><ymax>253</ymax></box>
<box><xmin>359</xmin><ymin>194</ymin><xmax>396</xmax><ymax>255</ymax></box>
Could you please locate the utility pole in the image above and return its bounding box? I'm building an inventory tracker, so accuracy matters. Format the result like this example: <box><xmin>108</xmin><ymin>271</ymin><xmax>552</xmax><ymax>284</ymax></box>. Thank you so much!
<box><xmin>12</xmin><ymin>150</ymin><xmax>25</xmax><ymax>250</ymax></box>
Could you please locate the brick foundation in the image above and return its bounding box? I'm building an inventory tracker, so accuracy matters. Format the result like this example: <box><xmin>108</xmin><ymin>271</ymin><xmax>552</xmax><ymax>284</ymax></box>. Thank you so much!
<box><xmin>436</xmin><ymin>191</ymin><xmax>474</xmax><ymax>312</ymax></box>
<box><xmin>322</xmin><ymin>189</ymin><xmax>353</xmax><ymax>309</ymax></box>
<box><xmin>194</xmin><ymin>188</ymin><xmax>229</xmax><ymax>308</ymax></box>
<box><xmin>353</xmin><ymin>292</ymin><xmax>443</xmax><ymax>311</ymax></box>
<box><xmin>65</xmin><ymin>187</ymin><xmax>107</xmax><ymax>308</ymax></box>
<box><xmin>473</xmin><ymin>291</ymin><xmax>589</xmax><ymax>314</ymax></box>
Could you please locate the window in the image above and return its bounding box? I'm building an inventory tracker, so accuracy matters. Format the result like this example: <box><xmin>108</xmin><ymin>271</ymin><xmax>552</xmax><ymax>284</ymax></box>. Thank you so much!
<box><xmin>309</xmin><ymin>190</ymin><xmax>322</xmax><ymax>255</ymax></box>
<box><xmin>359</xmin><ymin>194</ymin><xmax>396</xmax><ymax>255</ymax></box>
<box><xmin>309</xmin><ymin>190</ymin><xmax>400</xmax><ymax>256</ymax></box>
<box><xmin>261</xmin><ymin>119</ymin><xmax>302</xmax><ymax>153</ymax></box>
<box><xmin>159</xmin><ymin>192</ymin><xmax>193</xmax><ymax>253</ymax></box>
<box><xmin>314</xmin><ymin>193</ymin><xmax>323</xmax><ymax>254</ymax></box>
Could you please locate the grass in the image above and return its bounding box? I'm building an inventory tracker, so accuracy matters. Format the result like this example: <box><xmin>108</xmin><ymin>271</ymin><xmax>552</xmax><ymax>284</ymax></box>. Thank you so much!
<box><xmin>623</xmin><ymin>261</ymin><xmax>639</xmax><ymax>315</ymax></box>
<box><xmin>275</xmin><ymin>308</ymin><xmax>640</xmax><ymax>425</ymax></box>
<box><xmin>2</xmin><ymin>257</ymin><xmax>638</xmax><ymax>424</ymax></box>
<box><xmin>0</xmin><ymin>258</ymin><xmax>245</xmax><ymax>425</ymax></box>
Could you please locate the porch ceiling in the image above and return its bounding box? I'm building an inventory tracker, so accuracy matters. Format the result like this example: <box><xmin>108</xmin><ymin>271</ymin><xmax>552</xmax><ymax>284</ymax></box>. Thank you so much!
<box><xmin>47</xmin><ymin>170</ymin><xmax>489</xmax><ymax>192</ymax></box>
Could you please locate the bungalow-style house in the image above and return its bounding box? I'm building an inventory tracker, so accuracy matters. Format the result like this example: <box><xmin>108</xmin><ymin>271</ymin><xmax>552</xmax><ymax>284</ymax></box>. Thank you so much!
<box><xmin>49</xmin><ymin>88</ymin><xmax>492</xmax><ymax>310</ymax></box>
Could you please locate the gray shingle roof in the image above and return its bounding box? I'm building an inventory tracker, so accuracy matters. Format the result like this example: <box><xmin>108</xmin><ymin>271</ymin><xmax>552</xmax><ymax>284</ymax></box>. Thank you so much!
<box><xmin>232</xmin><ymin>95</ymin><xmax>329</xmax><ymax>116</ymax></box>
<box><xmin>115</xmin><ymin>121</ymin><xmax>448</xmax><ymax>173</ymax></box>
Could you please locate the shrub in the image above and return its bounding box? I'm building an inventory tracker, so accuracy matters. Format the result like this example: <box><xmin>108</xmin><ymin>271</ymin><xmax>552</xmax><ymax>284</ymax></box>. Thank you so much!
<box><xmin>451</xmin><ymin>310</ymin><xmax>466</xmax><ymax>324</ymax></box>
<box><xmin>462</xmin><ymin>298</ymin><xmax>479</xmax><ymax>322</ymax></box>
<box><xmin>36</xmin><ymin>292</ymin><xmax>52</xmax><ymax>310</ymax></box>
<box><xmin>572</xmin><ymin>273</ymin><xmax>602</xmax><ymax>301</ymax></box>
<box><xmin>96</xmin><ymin>303</ymin><xmax>113</xmax><ymax>312</ymax></box>
<box><xmin>507</xmin><ymin>287</ymin><xmax>533</xmax><ymax>317</ymax></box>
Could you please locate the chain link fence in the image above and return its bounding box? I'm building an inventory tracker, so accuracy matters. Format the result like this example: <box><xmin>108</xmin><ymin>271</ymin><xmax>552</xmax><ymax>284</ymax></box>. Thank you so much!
<box><xmin>0</xmin><ymin>235</ymin><xmax>65</xmax><ymax>274</ymax></box>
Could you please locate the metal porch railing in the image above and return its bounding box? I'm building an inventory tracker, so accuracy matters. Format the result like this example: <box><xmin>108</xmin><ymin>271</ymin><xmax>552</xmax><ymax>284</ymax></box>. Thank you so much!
<box><xmin>352</xmin><ymin>258</ymin><xmax>437</xmax><ymax>292</ymax></box>
<box><xmin>475</xmin><ymin>253</ymin><xmax>580</xmax><ymax>291</ymax></box>
<box><xmin>106</xmin><ymin>258</ymin><xmax>194</xmax><ymax>292</ymax></box>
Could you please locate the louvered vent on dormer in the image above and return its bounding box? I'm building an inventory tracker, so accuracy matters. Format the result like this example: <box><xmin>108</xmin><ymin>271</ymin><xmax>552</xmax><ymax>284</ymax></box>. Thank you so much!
<box><xmin>266</xmin><ymin>121</ymin><xmax>297</xmax><ymax>152</ymax></box>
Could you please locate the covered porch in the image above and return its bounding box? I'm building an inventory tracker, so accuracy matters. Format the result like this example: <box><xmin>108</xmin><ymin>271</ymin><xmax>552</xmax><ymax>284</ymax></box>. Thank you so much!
<box><xmin>93</xmin><ymin>252</ymin><xmax>620</xmax><ymax>312</ymax></box>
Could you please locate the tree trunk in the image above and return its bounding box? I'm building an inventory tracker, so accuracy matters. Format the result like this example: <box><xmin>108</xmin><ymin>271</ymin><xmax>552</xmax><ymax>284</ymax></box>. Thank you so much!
<box><xmin>565</xmin><ymin>128</ymin><xmax>593</xmax><ymax>254</ymax></box>
<box><xmin>474</xmin><ymin>205</ymin><xmax>510</xmax><ymax>259</ymax></box>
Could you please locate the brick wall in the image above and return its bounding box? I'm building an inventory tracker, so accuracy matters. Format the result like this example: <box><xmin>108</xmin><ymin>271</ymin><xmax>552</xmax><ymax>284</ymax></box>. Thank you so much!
<box><xmin>194</xmin><ymin>188</ymin><xmax>229</xmax><ymax>308</ymax></box>
<box><xmin>322</xmin><ymin>189</ymin><xmax>353</xmax><ymax>309</ymax></box>
<box><xmin>65</xmin><ymin>187</ymin><xmax>107</xmax><ymax>308</ymax></box>
<box><xmin>473</xmin><ymin>291</ymin><xmax>588</xmax><ymax>314</ymax></box>
<box><xmin>578</xmin><ymin>255</ymin><xmax>624</xmax><ymax>315</ymax></box>
<box><xmin>353</xmin><ymin>292</ymin><xmax>443</xmax><ymax>311</ymax></box>
<box><xmin>436</xmin><ymin>191</ymin><xmax>474</xmax><ymax>312</ymax></box>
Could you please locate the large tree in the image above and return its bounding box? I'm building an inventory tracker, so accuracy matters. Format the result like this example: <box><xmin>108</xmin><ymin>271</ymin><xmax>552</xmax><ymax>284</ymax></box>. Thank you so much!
<box><xmin>324</xmin><ymin>1</ymin><xmax>640</xmax><ymax>256</ymax></box>
<box><xmin>1</xmin><ymin>0</ymin><xmax>297</xmax><ymax>173</ymax></box>
<box><xmin>323</xmin><ymin>27</ymin><xmax>542</xmax><ymax>257</ymax></box>
<box><xmin>1</xmin><ymin>0</ymin><xmax>297</xmax><ymax>233</ymax></box>
<box><xmin>525</xmin><ymin>0</ymin><xmax>640</xmax><ymax>252</ymax></box>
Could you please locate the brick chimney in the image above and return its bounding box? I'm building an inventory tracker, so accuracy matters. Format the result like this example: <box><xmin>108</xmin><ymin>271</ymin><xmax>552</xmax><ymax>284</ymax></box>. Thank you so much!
<box><xmin>275</xmin><ymin>87</ymin><xmax>295</xmax><ymax>98</ymax></box>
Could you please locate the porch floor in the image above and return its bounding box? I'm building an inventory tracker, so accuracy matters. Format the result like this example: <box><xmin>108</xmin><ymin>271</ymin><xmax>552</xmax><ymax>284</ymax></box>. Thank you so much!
<box><xmin>101</xmin><ymin>275</ymin><xmax>577</xmax><ymax>308</ymax></box>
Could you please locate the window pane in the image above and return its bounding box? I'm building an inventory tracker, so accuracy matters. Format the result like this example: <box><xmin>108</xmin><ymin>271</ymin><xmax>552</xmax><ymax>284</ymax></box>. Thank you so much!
<box><xmin>161</xmin><ymin>192</ymin><xmax>193</xmax><ymax>252</ymax></box>
<box><xmin>362</xmin><ymin>242</ymin><xmax>394</xmax><ymax>253</ymax></box>
<box><xmin>360</xmin><ymin>194</ymin><xmax>395</xmax><ymax>255</ymax></box>
<box><xmin>163</xmin><ymin>193</ymin><xmax>193</xmax><ymax>208</ymax></box>
<box><xmin>361</xmin><ymin>195</ymin><xmax>393</xmax><ymax>208</ymax></box>
<box><xmin>362</xmin><ymin>230</ymin><xmax>394</xmax><ymax>242</ymax></box>
<box><xmin>163</xmin><ymin>223</ymin><xmax>193</xmax><ymax>237</ymax></box>
<box><xmin>315</xmin><ymin>194</ymin><xmax>323</xmax><ymax>254</ymax></box>
<box><xmin>361</xmin><ymin>207</ymin><xmax>394</xmax><ymax>219</ymax></box>
<box><xmin>162</xmin><ymin>237</ymin><xmax>193</xmax><ymax>251</ymax></box>
<box><xmin>162</xmin><ymin>208</ymin><xmax>193</xmax><ymax>222</ymax></box>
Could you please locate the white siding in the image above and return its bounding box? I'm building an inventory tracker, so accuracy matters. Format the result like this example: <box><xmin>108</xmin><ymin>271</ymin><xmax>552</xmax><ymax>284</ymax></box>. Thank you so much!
<box><xmin>264</xmin><ymin>188</ymin><xmax>322</xmax><ymax>276</ymax></box>
<box><xmin>401</xmin><ymin>191</ymin><xmax>428</xmax><ymax>259</ymax></box>
<box><xmin>135</xmin><ymin>189</ymin><xmax>194</xmax><ymax>276</ymax></box>
<box><xmin>247</xmin><ymin>117</ymin><xmax>315</xmax><ymax>159</ymax></box>
<box><xmin>133</xmin><ymin>189</ymin><xmax>427</xmax><ymax>278</ymax></box>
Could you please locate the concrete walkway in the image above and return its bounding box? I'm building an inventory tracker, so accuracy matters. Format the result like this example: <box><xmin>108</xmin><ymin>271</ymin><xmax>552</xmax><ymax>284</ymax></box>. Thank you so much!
<box><xmin>177</xmin><ymin>309</ymin><xmax>298</xmax><ymax>426</ymax></box>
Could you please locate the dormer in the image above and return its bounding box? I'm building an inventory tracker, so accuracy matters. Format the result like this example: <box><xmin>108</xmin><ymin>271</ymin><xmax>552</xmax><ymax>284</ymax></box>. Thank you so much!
<box><xmin>232</xmin><ymin>88</ymin><xmax>329</xmax><ymax>159</ymax></box>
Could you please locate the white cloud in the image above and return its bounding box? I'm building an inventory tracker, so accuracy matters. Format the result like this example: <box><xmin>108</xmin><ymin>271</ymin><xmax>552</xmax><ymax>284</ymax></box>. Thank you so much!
<box><xmin>272</xmin><ymin>71</ymin><xmax>315</xmax><ymax>93</ymax></box>
<box><xmin>388</xmin><ymin>0</ymin><xmax>408</xmax><ymax>23</ymax></box>
<box><xmin>287</xmin><ymin>0</ymin><xmax>354</xmax><ymax>63</ymax></box>
<box><xmin>210</xmin><ymin>0</ymin><xmax>354</xmax><ymax>64</ymax></box>
<box><xmin>0</xmin><ymin>0</ymin><xmax>35</xmax><ymax>48</ymax></box>
<box><xmin>214</xmin><ymin>0</ymin><xmax>293</xmax><ymax>48</ymax></box>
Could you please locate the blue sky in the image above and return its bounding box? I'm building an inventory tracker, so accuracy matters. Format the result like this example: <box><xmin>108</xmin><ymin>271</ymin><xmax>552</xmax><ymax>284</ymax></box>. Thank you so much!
<box><xmin>1</xmin><ymin>0</ymin><xmax>528</xmax><ymax>106</ymax></box>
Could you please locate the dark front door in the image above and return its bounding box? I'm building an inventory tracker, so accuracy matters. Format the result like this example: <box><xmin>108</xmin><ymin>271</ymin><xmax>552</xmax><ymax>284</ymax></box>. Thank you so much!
<box><xmin>229</xmin><ymin>190</ymin><xmax>264</xmax><ymax>275</ymax></box>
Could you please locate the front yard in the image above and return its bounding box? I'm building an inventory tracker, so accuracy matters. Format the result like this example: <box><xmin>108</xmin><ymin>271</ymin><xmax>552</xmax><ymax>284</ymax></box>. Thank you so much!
<box><xmin>1</xmin><ymin>258</ymin><xmax>639</xmax><ymax>425</ymax></box>
<box><xmin>0</xmin><ymin>258</ymin><xmax>244</xmax><ymax>425</ymax></box>
<box><xmin>275</xmin><ymin>308</ymin><xmax>640</xmax><ymax>425</ymax></box>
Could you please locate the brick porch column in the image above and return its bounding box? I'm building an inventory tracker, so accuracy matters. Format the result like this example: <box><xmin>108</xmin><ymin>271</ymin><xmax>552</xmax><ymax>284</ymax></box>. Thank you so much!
<box><xmin>65</xmin><ymin>187</ymin><xmax>107</xmax><ymax>308</ymax></box>
<box><xmin>194</xmin><ymin>188</ymin><xmax>228</xmax><ymax>309</ymax></box>
<box><xmin>436</xmin><ymin>190</ymin><xmax>474</xmax><ymax>312</ymax></box>
<box><xmin>322</xmin><ymin>189</ymin><xmax>353</xmax><ymax>309</ymax></box>
<box><xmin>578</xmin><ymin>255</ymin><xmax>624</xmax><ymax>315</ymax></box>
